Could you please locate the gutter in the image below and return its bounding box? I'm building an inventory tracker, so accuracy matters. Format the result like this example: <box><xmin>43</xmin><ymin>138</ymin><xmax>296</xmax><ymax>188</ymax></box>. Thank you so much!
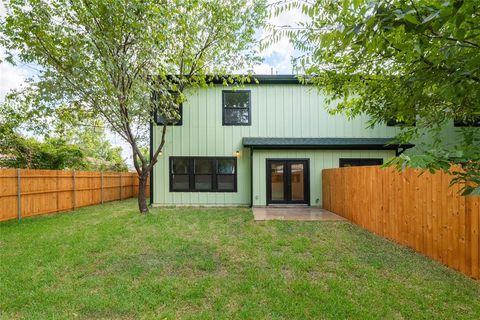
<box><xmin>246</xmin><ymin>144</ymin><xmax>415</xmax><ymax>151</ymax></box>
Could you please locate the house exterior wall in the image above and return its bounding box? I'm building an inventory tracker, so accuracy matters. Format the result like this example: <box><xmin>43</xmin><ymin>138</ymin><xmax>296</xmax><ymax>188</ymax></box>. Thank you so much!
<box><xmin>152</xmin><ymin>83</ymin><xmax>400</xmax><ymax>206</ymax></box>
<box><xmin>252</xmin><ymin>149</ymin><xmax>396</xmax><ymax>207</ymax></box>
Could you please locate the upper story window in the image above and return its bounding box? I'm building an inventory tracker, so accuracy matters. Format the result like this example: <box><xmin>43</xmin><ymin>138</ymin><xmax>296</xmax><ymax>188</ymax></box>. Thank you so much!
<box><xmin>153</xmin><ymin>91</ymin><xmax>183</xmax><ymax>126</ymax></box>
<box><xmin>386</xmin><ymin>119</ymin><xmax>416</xmax><ymax>127</ymax></box>
<box><xmin>222</xmin><ymin>90</ymin><xmax>251</xmax><ymax>126</ymax></box>
<box><xmin>155</xmin><ymin>105</ymin><xmax>183</xmax><ymax>126</ymax></box>
<box><xmin>454</xmin><ymin>117</ymin><xmax>480</xmax><ymax>127</ymax></box>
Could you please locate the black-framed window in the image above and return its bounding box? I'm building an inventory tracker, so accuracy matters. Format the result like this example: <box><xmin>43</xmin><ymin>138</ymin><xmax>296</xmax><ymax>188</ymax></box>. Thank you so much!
<box><xmin>222</xmin><ymin>90</ymin><xmax>251</xmax><ymax>125</ymax></box>
<box><xmin>153</xmin><ymin>91</ymin><xmax>183</xmax><ymax>126</ymax></box>
<box><xmin>170</xmin><ymin>157</ymin><xmax>237</xmax><ymax>192</ymax></box>
<box><xmin>339</xmin><ymin>158</ymin><xmax>384</xmax><ymax>167</ymax></box>
<box><xmin>386</xmin><ymin>119</ymin><xmax>416</xmax><ymax>127</ymax></box>
<box><xmin>454</xmin><ymin>117</ymin><xmax>480</xmax><ymax>127</ymax></box>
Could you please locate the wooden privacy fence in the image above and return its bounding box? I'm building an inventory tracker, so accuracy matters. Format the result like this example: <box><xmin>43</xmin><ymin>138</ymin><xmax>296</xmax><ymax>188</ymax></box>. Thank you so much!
<box><xmin>0</xmin><ymin>169</ymin><xmax>149</xmax><ymax>222</ymax></box>
<box><xmin>322</xmin><ymin>166</ymin><xmax>479</xmax><ymax>280</ymax></box>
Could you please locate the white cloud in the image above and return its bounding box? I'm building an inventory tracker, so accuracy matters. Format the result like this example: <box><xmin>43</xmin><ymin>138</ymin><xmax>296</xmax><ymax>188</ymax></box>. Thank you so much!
<box><xmin>253</xmin><ymin>3</ymin><xmax>309</xmax><ymax>75</ymax></box>
<box><xmin>0</xmin><ymin>4</ymin><xmax>31</xmax><ymax>102</ymax></box>
<box><xmin>252</xmin><ymin>62</ymin><xmax>277</xmax><ymax>74</ymax></box>
<box><xmin>0</xmin><ymin>60</ymin><xmax>29</xmax><ymax>103</ymax></box>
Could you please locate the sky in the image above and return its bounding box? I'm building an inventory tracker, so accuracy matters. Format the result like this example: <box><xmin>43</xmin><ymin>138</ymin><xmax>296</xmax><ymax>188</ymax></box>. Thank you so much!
<box><xmin>0</xmin><ymin>3</ymin><xmax>306</xmax><ymax>166</ymax></box>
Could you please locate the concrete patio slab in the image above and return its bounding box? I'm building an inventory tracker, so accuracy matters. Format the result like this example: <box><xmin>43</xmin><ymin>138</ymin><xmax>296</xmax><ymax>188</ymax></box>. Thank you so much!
<box><xmin>252</xmin><ymin>206</ymin><xmax>347</xmax><ymax>221</ymax></box>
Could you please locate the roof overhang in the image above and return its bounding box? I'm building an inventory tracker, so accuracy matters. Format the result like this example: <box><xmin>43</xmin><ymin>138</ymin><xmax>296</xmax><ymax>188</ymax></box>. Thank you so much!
<box><xmin>158</xmin><ymin>74</ymin><xmax>306</xmax><ymax>86</ymax></box>
<box><xmin>242</xmin><ymin>137</ymin><xmax>414</xmax><ymax>151</ymax></box>
<box><xmin>209</xmin><ymin>75</ymin><xmax>304</xmax><ymax>85</ymax></box>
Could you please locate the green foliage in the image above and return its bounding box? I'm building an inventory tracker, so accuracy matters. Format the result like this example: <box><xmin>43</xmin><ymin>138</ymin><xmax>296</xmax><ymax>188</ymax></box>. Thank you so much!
<box><xmin>0</xmin><ymin>130</ymin><xmax>86</xmax><ymax>170</ymax></box>
<box><xmin>0</xmin><ymin>0</ymin><xmax>265</xmax><ymax>148</ymax></box>
<box><xmin>270</xmin><ymin>0</ymin><xmax>480</xmax><ymax>194</ymax></box>
<box><xmin>54</xmin><ymin>119</ymin><xmax>129</xmax><ymax>172</ymax></box>
<box><xmin>0</xmin><ymin>118</ymin><xmax>128</xmax><ymax>171</ymax></box>
<box><xmin>385</xmin><ymin>129</ymin><xmax>480</xmax><ymax>195</ymax></box>
<box><xmin>0</xmin><ymin>0</ymin><xmax>266</xmax><ymax>211</ymax></box>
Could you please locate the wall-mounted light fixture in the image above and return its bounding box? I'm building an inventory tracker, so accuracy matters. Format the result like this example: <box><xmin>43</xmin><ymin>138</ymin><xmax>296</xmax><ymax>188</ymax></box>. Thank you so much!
<box><xmin>235</xmin><ymin>150</ymin><xmax>240</xmax><ymax>157</ymax></box>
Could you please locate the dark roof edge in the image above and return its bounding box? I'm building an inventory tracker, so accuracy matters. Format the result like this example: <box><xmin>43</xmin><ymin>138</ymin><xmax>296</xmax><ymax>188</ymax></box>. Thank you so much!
<box><xmin>209</xmin><ymin>75</ymin><xmax>304</xmax><ymax>85</ymax></box>
<box><xmin>245</xmin><ymin>144</ymin><xmax>414</xmax><ymax>150</ymax></box>
<box><xmin>242</xmin><ymin>137</ymin><xmax>415</xmax><ymax>150</ymax></box>
<box><xmin>157</xmin><ymin>74</ymin><xmax>306</xmax><ymax>86</ymax></box>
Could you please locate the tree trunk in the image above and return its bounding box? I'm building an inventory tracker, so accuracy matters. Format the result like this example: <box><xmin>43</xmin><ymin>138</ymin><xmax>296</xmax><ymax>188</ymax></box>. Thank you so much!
<box><xmin>137</xmin><ymin>172</ymin><xmax>149</xmax><ymax>214</ymax></box>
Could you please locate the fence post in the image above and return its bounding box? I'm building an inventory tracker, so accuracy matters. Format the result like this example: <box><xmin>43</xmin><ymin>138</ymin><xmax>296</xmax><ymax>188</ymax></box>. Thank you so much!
<box><xmin>17</xmin><ymin>168</ymin><xmax>21</xmax><ymax>222</ymax></box>
<box><xmin>56</xmin><ymin>170</ymin><xmax>59</xmax><ymax>213</ymax></box>
<box><xmin>119</xmin><ymin>174</ymin><xmax>122</xmax><ymax>200</ymax></box>
<box><xmin>100</xmin><ymin>172</ymin><xmax>104</xmax><ymax>204</ymax></box>
<box><xmin>72</xmin><ymin>170</ymin><xmax>76</xmax><ymax>210</ymax></box>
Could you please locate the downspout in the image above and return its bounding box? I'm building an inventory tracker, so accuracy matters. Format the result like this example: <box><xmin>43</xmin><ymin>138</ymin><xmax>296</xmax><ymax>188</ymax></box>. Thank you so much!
<box><xmin>149</xmin><ymin>120</ymin><xmax>154</xmax><ymax>205</ymax></box>
<box><xmin>250</xmin><ymin>146</ymin><xmax>254</xmax><ymax>208</ymax></box>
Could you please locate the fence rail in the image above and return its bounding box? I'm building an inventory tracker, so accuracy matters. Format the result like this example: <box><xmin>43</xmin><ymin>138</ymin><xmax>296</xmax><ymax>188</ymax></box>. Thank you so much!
<box><xmin>0</xmin><ymin>169</ymin><xmax>149</xmax><ymax>222</ymax></box>
<box><xmin>322</xmin><ymin>166</ymin><xmax>479</xmax><ymax>280</ymax></box>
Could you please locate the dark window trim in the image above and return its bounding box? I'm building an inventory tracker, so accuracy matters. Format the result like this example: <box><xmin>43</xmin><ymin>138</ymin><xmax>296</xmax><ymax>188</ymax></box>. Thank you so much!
<box><xmin>154</xmin><ymin>104</ymin><xmax>183</xmax><ymax>126</ymax></box>
<box><xmin>152</xmin><ymin>90</ymin><xmax>183</xmax><ymax>126</ymax></box>
<box><xmin>454</xmin><ymin>118</ymin><xmax>480</xmax><ymax>127</ymax></box>
<box><xmin>386</xmin><ymin>119</ymin><xmax>416</xmax><ymax>127</ymax></box>
<box><xmin>169</xmin><ymin>156</ymin><xmax>237</xmax><ymax>192</ymax></box>
<box><xmin>222</xmin><ymin>90</ymin><xmax>251</xmax><ymax>126</ymax></box>
<box><xmin>266</xmin><ymin>158</ymin><xmax>310</xmax><ymax>206</ymax></box>
<box><xmin>339</xmin><ymin>158</ymin><xmax>384</xmax><ymax>167</ymax></box>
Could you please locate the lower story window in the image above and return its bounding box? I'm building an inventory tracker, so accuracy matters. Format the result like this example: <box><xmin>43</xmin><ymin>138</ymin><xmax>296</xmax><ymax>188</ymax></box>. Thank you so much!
<box><xmin>339</xmin><ymin>158</ymin><xmax>383</xmax><ymax>167</ymax></box>
<box><xmin>170</xmin><ymin>157</ymin><xmax>237</xmax><ymax>192</ymax></box>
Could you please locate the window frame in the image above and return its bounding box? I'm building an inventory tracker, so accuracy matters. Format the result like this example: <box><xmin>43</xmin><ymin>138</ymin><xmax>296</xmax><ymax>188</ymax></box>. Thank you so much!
<box><xmin>152</xmin><ymin>91</ymin><xmax>183</xmax><ymax>126</ymax></box>
<box><xmin>169</xmin><ymin>157</ymin><xmax>191</xmax><ymax>191</ymax></box>
<box><xmin>154</xmin><ymin>104</ymin><xmax>183</xmax><ymax>126</ymax></box>
<box><xmin>454</xmin><ymin>118</ymin><xmax>480</xmax><ymax>127</ymax></box>
<box><xmin>222</xmin><ymin>90</ymin><xmax>251</xmax><ymax>126</ymax></box>
<box><xmin>386</xmin><ymin>119</ymin><xmax>416</xmax><ymax>127</ymax></box>
<box><xmin>339</xmin><ymin>158</ymin><xmax>384</xmax><ymax>168</ymax></box>
<box><xmin>169</xmin><ymin>156</ymin><xmax>237</xmax><ymax>192</ymax></box>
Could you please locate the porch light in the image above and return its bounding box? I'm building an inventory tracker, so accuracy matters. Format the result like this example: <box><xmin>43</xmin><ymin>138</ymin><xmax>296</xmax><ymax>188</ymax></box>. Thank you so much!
<box><xmin>235</xmin><ymin>150</ymin><xmax>240</xmax><ymax>157</ymax></box>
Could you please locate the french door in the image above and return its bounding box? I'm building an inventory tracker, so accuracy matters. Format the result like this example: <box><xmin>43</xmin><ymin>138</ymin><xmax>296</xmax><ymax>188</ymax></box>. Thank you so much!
<box><xmin>266</xmin><ymin>159</ymin><xmax>309</xmax><ymax>205</ymax></box>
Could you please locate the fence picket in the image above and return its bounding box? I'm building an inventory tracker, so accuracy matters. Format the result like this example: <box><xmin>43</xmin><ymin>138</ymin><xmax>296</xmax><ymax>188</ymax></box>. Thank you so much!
<box><xmin>0</xmin><ymin>169</ymin><xmax>149</xmax><ymax>222</ymax></box>
<box><xmin>322</xmin><ymin>166</ymin><xmax>480</xmax><ymax>280</ymax></box>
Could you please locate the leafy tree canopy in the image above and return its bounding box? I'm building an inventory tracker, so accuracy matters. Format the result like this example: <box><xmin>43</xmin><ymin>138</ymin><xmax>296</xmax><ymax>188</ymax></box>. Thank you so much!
<box><xmin>269</xmin><ymin>0</ymin><xmax>480</xmax><ymax>194</ymax></box>
<box><xmin>1</xmin><ymin>0</ymin><xmax>266</xmax><ymax>212</ymax></box>
<box><xmin>0</xmin><ymin>132</ymin><xmax>85</xmax><ymax>170</ymax></box>
<box><xmin>0</xmin><ymin>115</ymin><xmax>128</xmax><ymax>171</ymax></box>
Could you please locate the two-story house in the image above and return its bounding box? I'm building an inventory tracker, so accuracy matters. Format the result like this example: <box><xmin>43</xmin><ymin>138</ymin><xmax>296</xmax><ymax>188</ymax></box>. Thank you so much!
<box><xmin>150</xmin><ymin>75</ymin><xmax>411</xmax><ymax>207</ymax></box>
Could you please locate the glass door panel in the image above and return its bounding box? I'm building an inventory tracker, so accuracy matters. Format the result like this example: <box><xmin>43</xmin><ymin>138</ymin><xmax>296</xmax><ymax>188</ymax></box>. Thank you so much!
<box><xmin>290</xmin><ymin>163</ymin><xmax>305</xmax><ymax>201</ymax></box>
<box><xmin>270</xmin><ymin>162</ymin><xmax>284</xmax><ymax>201</ymax></box>
<box><xmin>267</xmin><ymin>159</ymin><xmax>309</xmax><ymax>205</ymax></box>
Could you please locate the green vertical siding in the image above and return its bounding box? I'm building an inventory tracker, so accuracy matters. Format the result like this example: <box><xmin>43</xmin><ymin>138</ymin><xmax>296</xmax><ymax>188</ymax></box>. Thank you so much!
<box><xmin>152</xmin><ymin>84</ymin><xmax>400</xmax><ymax>206</ymax></box>
<box><xmin>252</xmin><ymin>149</ymin><xmax>396</xmax><ymax>207</ymax></box>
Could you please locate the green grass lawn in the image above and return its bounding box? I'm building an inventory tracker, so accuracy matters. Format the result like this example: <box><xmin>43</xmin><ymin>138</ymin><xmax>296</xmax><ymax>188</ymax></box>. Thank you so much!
<box><xmin>1</xmin><ymin>200</ymin><xmax>479</xmax><ymax>319</ymax></box>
